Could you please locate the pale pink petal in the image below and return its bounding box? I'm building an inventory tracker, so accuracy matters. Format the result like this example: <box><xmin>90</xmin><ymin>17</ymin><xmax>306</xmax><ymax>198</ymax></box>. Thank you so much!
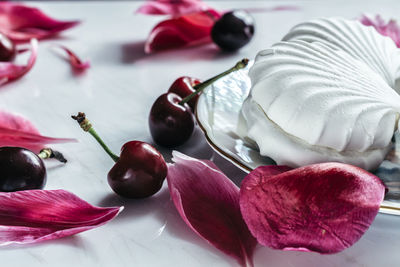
<box><xmin>0</xmin><ymin>189</ymin><xmax>122</xmax><ymax>245</ymax></box>
<box><xmin>136</xmin><ymin>0</ymin><xmax>210</xmax><ymax>17</ymax></box>
<box><xmin>53</xmin><ymin>45</ymin><xmax>90</xmax><ymax>70</ymax></box>
<box><xmin>0</xmin><ymin>38</ymin><xmax>37</xmax><ymax>84</ymax></box>
<box><xmin>240</xmin><ymin>163</ymin><xmax>386</xmax><ymax>254</ymax></box>
<box><xmin>145</xmin><ymin>9</ymin><xmax>221</xmax><ymax>53</ymax></box>
<box><xmin>167</xmin><ymin>151</ymin><xmax>257</xmax><ymax>267</ymax></box>
<box><xmin>0</xmin><ymin>2</ymin><xmax>80</xmax><ymax>42</ymax></box>
<box><xmin>0</xmin><ymin>109</ymin><xmax>76</xmax><ymax>152</ymax></box>
<box><xmin>243</xmin><ymin>5</ymin><xmax>299</xmax><ymax>13</ymax></box>
<box><xmin>360</xmin><ymin>14</ymin><xmax>400</xmax><ymax>47</ymax></box>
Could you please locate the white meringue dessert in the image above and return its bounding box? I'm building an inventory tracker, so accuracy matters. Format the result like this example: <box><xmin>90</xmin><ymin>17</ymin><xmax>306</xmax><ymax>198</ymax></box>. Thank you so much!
<box><xmin>283</xmin><ymin>17</ymin><xmax>400</xmax><ymax>90</ymax></box>
<box><xmin>239</xmin><ymin>18</ymin><xmax>400</xmax><ymax>170</ymax></box>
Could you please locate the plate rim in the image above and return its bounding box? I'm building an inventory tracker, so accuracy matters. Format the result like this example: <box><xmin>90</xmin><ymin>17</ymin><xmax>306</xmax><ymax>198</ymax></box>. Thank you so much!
<box><xmin>195</xmin><ymin>109</ymin><xmax>253</xmax><ymax>173</ymax></box>
<box><xmin>195</xmin><ymin>75</ymin><xmax>400</xmax><ymax>216</ymax></box>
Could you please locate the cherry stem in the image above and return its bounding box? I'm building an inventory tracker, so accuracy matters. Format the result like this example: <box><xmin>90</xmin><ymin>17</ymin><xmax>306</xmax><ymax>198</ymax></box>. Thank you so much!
<box><xmin>179</xmin><ymin>58</ymin><xmax>249</xmax><ymax>105</ymax></box>
<box><xmin>38</xmin><ymin>148</ymin><xmax>67</xmax><ymax>163</ymax></box>
<box><xmin>71</xmin><ymin>112</ymin><xmax>120</xmax><ymax>163</ymax></box>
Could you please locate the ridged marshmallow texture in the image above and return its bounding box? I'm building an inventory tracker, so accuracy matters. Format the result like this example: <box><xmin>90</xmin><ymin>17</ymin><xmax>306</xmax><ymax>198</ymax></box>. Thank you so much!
<box><xmin>283</xmin><ymin>17</ymin><xmax>400</xmax><ymax>90</ymax></box>
<box><xmin>239</xmin><ymin>18</ymin><xmax>400</xmax><ymax>170</ymax></box>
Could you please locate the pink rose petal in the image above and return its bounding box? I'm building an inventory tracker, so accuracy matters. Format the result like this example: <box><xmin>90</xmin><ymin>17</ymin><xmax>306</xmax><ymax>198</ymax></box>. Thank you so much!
<box><xmin>0</xmin><ymin>38</ymin><xmax>37</xmax><ymax>85</ymax></box>
<box><xmin>144</xmin><ymin>9</ymin><xmax>221</xmax><ymax>53</ymax></box>
<box><xmin>53</xmin><ymin>45</ymin><xmax>90</xmax><ymax>70</ymax></box>
<box><xmin>0</xmin><ymin>109</ymin><xmax>76</xmax><ymax>152</ymax></box>
<box><xmin>0</xmin><ymin>2</ymin><xmax>79</xmax><ymax>42</ymax></box>
<box><xmin>167</xmin><ymin>152</ymin><xmax>257</xmax><ymax>267</ymax></box>
<box><xmin>360</xmin><ymin>14</ymin><xmax>400</xmax><ymax>47</ymax></box>
<box><xmin>0</xmin><ymin>189</ymin><xmax>122</xmax><ymax>245</ymax></box>
<box><xmin>240</xmin><ymin>163</ymin><xmax>386</xmax><ymax>254</ymax></box>
<box><xmin>243</xmin><ymin>5</ymin><xmax>300</xmax><ymax>13</ymax></box>
<box><xmin>136</xmin><ymin>0</ymin><xmax>210</xmax><ymax>17</ymax></box>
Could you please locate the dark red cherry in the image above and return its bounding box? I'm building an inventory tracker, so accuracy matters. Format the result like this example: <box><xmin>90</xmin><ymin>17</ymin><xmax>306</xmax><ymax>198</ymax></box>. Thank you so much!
<box><xmin>149</xmin><ymin>92</ymin><xmax>195</xmax><ymax>147</ymax></box>
<box><xmin>0</xmin><ymin>33</ymin><xmax>16</xmax><ymax>62</ymax></box>
<box><xmin>108</xmin><ymin>141</ymin><xmax>167</xmax><ymax>198</ymax></box>
<box><xmin>211</xmin><ymin>10</ymin><xmax>255</xmax><ymax>51</ymax></box>
<box><xmin>0</xmin><ymin>147</ymin><xmax>46</xmax><ymax>192</ymax></box>
<box><xmin>72</xmin><ymin>112</ymin><xmax>168</xmax><ymax>199</ymax></box>
<box><xmin>168</xmin><ymin>76</ymin><xmax>201</xmax><ymax>109</ymax></box>
<box><xmin>148</xmin><ymin>59</ymin><xmax>249</xmax><ymax>148</ymax></box>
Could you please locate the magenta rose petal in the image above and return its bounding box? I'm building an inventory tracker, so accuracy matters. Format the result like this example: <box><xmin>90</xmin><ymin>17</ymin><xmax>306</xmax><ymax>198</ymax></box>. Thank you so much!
<box><xmin>0</xmin><ymin>189</ymin><xmax>122</xmax><ymax>246</ymax></box>
<box><xmin>144</xmin><ymin>9</ymin><xmax>221</xmax><ymax>53</ymax></box>
<box><xmin>0</xmin><ymin>38</ymin><xmax>37</xmax><ymax>85</ymax></box>
<box><xmin>360</xmin><ymin>14</ymin><xmax>400</xmax><ymax>47</ymax></box>
<box><xmin>0</xmin><ymin>109</ymin><xmax>76</xmax><ymax>152</ymax></box>
<box><xmin>167</xmin><ymin>151</ymin><xmax>257</xmax><ymax>267</ymax></box>
<box><xmin>53</xmin><ymin>45</ymin><xmax>90</xmax><ymax>70</ymax></box>
<box><xmin>136</xmin><ymin>0</ymin><xmax>210</xmax><ymax>17</ymax></box>
<box><xmin>243</xmin><ymin>5</ymin><xmax>300</xmax><ymax>13</ymax></box>
<box><xmin>0</xmin><ymin>2</ymin><xmax>80</xmax><ymax>42</ymax></box>
<box><xmin>240</xmin><ymin>163</ymin><xmax>386</xmax><ymax>254</ymax></box>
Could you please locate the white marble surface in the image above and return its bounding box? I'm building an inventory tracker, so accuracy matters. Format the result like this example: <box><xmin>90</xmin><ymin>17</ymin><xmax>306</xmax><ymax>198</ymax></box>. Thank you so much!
<box><xmin>1</xmin><ymin>1</ymin><xmax>400</xmax><ymax>266</ymax></box>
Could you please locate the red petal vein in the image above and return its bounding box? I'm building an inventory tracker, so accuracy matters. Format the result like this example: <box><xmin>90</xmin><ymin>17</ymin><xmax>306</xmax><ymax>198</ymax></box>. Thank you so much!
<box><xmin>0</xmin><ymin>2</ymin><xmax>79</xmax><ymax>42</ymax></box>
<box><xmin>144</xmin><ymin>9</ymin><xmax>221</xmax><ymax>53</ymax></box>
<box><xmin>0</xmin><ymin>109</ymin><xmax>76</xmax><ymax>152</ymax></box>
<box><xmin>167</xmin><ymin>152</ymin><xmax>257</xmax><ymax>267</ymax></box>
<box><xmin>0</xmin><ymin>189</ymin><xmax>122</xmax><ymax>246</ymax></box>
<box><xmin>240</xmin><ymin>163</ymin><xmax>386</xmax><ymax>254</ymax></box>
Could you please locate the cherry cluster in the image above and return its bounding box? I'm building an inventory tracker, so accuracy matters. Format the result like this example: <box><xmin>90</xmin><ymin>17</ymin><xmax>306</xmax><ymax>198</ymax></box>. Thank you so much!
<box><xmin>149</xmin><ymin>58</ymin><xmax>249</xmax><ymax>147</ymax></box>
<box><xmin>0</xmin><ymin>58</ymin><xmax>248</xmax><ymax>201</ymax></box>
<box><xmin>69</xmin><ymin>59</ymin><xmax>248</xmax><ymax>199</ymax></box>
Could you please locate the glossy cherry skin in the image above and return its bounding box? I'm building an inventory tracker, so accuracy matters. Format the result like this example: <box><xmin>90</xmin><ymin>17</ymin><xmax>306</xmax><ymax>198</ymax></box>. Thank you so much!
<box><xmin>211</xmin><ymin>10</ymin><xmax>255</xmax><ymax>51</ymax></box>
<box><xmin>149</xmin><ymin>92</ymin><xmax>195</xmax><ymax>147</ymax></box>
<box><xmin>107</xmin><ymin>141</ymin><xmax>167</xmax><ymax>198</ymax></box>
<box><xmin>0</xmin><ymin>33</ymin><xmax>16</xmax><ymax>62</ymax></box>
<box><xmin>0</xmin><ymin>147</ymin><xmax>46</xmax><ymax>192</ymax></box>
<box><xmin>168</xmin><ymin>76</ymin><xmax>201</xmax><ymax>110</ymax></box>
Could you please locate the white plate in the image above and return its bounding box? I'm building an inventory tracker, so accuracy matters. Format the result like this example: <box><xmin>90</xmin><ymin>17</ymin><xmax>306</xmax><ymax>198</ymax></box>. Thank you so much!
<box><xmin>196</xmin><ymin>62</ymin><xmax>400</xmax><ymax>216</ymax></box>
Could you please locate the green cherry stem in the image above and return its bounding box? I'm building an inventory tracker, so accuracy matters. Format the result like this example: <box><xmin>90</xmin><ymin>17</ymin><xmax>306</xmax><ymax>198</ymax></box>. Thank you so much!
<box><xmin>71</xmin><ymin>112</ymin><xmax>120</xmax><ymax>163</ymax></box>
<box><xmin>179</xmin><ymin>58</ymin><xmax>249</xmax><ymax>105</ymax></box>
<box><xmin>38</xmin><ymin>148</ymin><xmax>67</xmax><ymax>163</ymax></box>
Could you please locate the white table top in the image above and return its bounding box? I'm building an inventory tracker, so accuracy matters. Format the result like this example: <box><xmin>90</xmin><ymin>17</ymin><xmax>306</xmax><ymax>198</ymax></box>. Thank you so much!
<box><xmin>1</xmin><ymin>1</ymin><xmax>399</xmax><ymax>266</ymax></box>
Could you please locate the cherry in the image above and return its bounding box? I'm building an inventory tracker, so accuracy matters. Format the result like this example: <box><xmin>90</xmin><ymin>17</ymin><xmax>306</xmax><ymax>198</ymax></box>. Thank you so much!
<box><xmin>72</xmin><ymin>112</ymin><xmax>168</xmax><ymax>199</ymax></box>
<box><xmin>108</xmin><ymin>141</ymin><xmax>167</xmax><ymax>198</ymax></box>
<box><xmin>149</xmin><ymin>93</ymin><xmax>194</xmax><ymax>147</ymax></box>
<box><xmin>0</xmin><ymin>33</ymin><xmax>16</xmax><ymax>62</ymax></box>
<box><xmin>0</xmin><ymin>147</ymin><xmax>46</xmax><ymax>192</ymax></box>
<box><xmin>0</xmin><ymin>147</ymin><xmax>67</xmax><ymax>192</ymax></box>
<box><xmin>211</xmin><ymin>10</ymin><xmax>255</xmax><ymax>51</ymax></box>
<box><xmin>149</xmin><ymin>59</ymin><xmax>250</xmax><ymax>148</ymax></box>
<box><xmin>168</xmin><ymin>76</ymin><xmax>201</xmax><ymax>110</ymax></box>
